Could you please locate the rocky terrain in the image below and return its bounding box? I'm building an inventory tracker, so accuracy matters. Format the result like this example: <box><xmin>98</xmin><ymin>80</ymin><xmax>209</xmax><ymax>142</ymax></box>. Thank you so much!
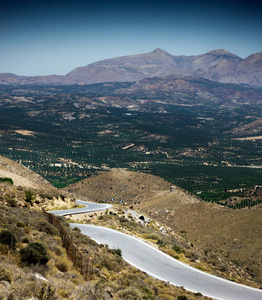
<box><xmin>1</xmin><ymin>48</ymin><xmax>262</xmax><ymax>87</ymax></box>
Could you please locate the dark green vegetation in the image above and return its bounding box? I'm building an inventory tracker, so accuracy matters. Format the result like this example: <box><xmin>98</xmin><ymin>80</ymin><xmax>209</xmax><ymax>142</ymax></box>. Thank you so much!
<box><xmin>0</xmin><ymin>229</ymin><xmax>16</xmax><ymax>249</ymax></box>
<box><xmin>0</xmin><ymin>177</ymin><xmax>13</xmax><ymax>184</ymax></box>
<box><xmin>0</xmin><ymin>82</ymin><xmax>261</xmax><ymax>204</ymax></box>
<box><xmin>19</xmin><ymin>242</ymin><xmax>49</xmax><ymax>265</ymax></box>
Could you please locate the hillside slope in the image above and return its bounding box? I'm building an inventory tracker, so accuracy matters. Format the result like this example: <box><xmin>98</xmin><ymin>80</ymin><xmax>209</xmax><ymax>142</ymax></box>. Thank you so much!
<box><xmin>62</xmin><ymin>168</ymin><xmax>200</xmax><ymax>205</ymax></box>
<box><xmin>0</xmin><ymin>155</ymin><xmax>56</xmax><ymax>191</ymax></box>
<box><xmin>0</xmin><ymin>155</ymin><xmax>75</xmax><ymax>210</ymax></box>
<box><xmin>138</xmin><ymin>198</ymin><xmax>262</xmax><ymax>282</ymax></box>
<box><xmin>64</xmin><ymin>169</ymin><xmax>262</xmax><ymax>284</ymax></box>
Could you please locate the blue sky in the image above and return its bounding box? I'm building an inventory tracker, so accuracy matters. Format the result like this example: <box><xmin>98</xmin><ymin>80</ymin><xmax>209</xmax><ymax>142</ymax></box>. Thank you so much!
<box><xmin>1</xmin><ymin>0</ymin><xmax>262</xmax><ymax>76</ymax></box>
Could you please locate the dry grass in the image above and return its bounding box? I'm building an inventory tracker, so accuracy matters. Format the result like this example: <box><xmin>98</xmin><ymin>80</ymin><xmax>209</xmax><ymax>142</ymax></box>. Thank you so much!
<box><xmin>0</xmin><ymin>204</ymin><xmax>211</xmax><ymax>300</ymax></box>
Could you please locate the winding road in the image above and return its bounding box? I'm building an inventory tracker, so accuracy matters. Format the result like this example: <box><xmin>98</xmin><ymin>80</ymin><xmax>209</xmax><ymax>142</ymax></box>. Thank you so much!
<box><xmin>49</xmin><ymin>200</ymin><xmax>262</xmax><ymax>300</ymax></box>
<box><xmin>50</xmin><ymin>200</ymin><xmax>112</xmax><ymax>216</ymax></box>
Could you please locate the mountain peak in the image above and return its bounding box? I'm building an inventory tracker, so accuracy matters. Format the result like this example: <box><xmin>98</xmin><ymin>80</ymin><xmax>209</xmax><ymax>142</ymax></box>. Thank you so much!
<box><xmin>151</xmin><ymin>48</ymin><xmax>170</xmax><ymax>55</ymax></box>
<box><xmin>245</xmin><ymin>52</ymin><xmax>262</xmax><ymax>60</ymax></box>
<box><xmin>207</xmin><ymin>49</ymin><xmax>239</xmax><ymax>57</ymax></box>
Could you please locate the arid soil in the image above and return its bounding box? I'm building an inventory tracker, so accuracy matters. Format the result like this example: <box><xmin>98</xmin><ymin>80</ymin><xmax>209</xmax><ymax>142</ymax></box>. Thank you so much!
<box><xmin>65</xmin><ymin>169</ymin><xmax>262</xmax><ymax>285</ymax></box>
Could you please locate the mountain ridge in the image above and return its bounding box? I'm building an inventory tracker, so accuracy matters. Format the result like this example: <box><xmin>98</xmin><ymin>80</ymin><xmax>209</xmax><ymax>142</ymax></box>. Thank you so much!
<box><xmin>0</xmin><ymin>48</ymin><xmax>262</xmax><ymax>87</ymax></box>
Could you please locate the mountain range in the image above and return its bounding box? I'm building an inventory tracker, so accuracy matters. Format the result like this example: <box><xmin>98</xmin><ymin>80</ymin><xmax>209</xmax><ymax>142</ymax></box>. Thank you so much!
<box><xmin>1</xmin><ymin>48</ymin><xmax>262</xmax><ymax>87</ymax></box>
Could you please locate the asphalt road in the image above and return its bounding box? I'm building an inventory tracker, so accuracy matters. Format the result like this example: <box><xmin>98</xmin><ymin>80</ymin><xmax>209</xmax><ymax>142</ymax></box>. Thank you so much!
<box><xmin>50</xmin><ymin>201</ymin><xmax>262</xmax><ymax>300</ymax></box>
<box><xmin>48</xmin><ymin>200</ymin><xmax>112</xmax><ymax>216</ymax></box>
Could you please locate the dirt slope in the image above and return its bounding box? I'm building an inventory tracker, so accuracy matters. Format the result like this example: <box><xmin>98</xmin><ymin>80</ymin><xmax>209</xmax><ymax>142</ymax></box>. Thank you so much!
<box><xmin>0</xmin><ymin>155</ymin><xmax>56</xmax><ymax>191</ymax></box>
<box><xmin>137</xmin><ymin>193</ymin><xmax>262</xmax><ymax>284</ymax></box>
<box><xmin>64</xmin><ymin>168</ymin><xmax>262</xmax><ymax>284</ymax></box>
<box><xmin>0</xmin><ymin>155</ymin><xmax>76</xmax><ymax>210</ymax></box>
<box><xmin>62</xmin><ymin>168</ymin><xmax>200</xmax><ymax>205</ymax></box>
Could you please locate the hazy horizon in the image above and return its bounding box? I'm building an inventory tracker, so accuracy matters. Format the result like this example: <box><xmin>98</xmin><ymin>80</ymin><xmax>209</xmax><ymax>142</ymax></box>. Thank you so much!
<box><xmin>1</xmin><ymin>0</ymin><xmax>261</xmax><ymax>76</ymax></box>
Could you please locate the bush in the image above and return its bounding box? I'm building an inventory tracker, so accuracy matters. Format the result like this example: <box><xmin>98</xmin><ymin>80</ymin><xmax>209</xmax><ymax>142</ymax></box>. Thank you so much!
<box><xmin>0</xmin><ymin>178</ymin><xmax>13</xmax><ymax>184</ymax></box>
<box><xmin>173</xmin><ymin>244</ymin><xmax>182</xmax><ymax>254</ymax></box>
<box><xmin>56</xmin><ymin>257</ymin><xmax>69</xmax><ymax>272</ymax></box>
<box><xmin>117</xmin><ymin>287</ymin><xmax>143</xmax><ymax>300</ymax></box>
<box><xmin>0</xmin><ymin>230</ymin><xmax>16</xmax><ymax>249</ymax></box>
<box><xmin>0</xmin><ymin>244</ymin><xmax>9</xmax><ymax>254</ymax></box>
<box><xmin>99</xmin><ymin>254</ymin><xmax>123</xmax><ymax>272</ymax></box>
<box><xmin>6</xmin><ymin>198</ymin><xmax>17</xmax><ymax>207</ymax></box>
<box><xmin>21</xmin><ymin>236</ymin><xmax>30</xmax><ymax>243</ymax></box>
<box><xmin>25</xmin><ymin>190</ymin><xmax>34</xmax><ymax>202</ymax></box>
<box><xmin>177</xmin><ymin>296</ymin><xmax>188</xmax><ymax>300</ymax></box>
<box><xmin>147</xmin><ymin>233</ymin><xmax>159</xmax><ymax>241</ymax></box>
<box><xmin>34</xmin><ymin>283</ymin><xmax>58</xmax><ymax>300</ymax></box>
<box><xmin>118</xmin><ymin>216</ymin><xmax>128</xmax><ymax>223</ymax></box>
<box><xmin>38</xmin><ymin>219</ymin><xmax>59</xmax><ymax>236</ymax></box>
<box><xmin>17</xmin><ymin>222</ymin><xmax>26</xmax><ymax>228</ymax></box>
<box><xmin>20</xmin><ymin>242</ymin><xmax>49</xmax><ymax>265</ymax></box>
<box><xmin>157</xmin><ymin>239</ymin><xmax>165</xmax><ymax>246</ymax></box>
<box><xmin>0</xmin><ymin>266</ymin><xmax>12</xmax><ymax>282</ymax></box>
<box><xmin>114</xmin><ymin>248</ymin><xmax>122</xmax><ymax>257</ymax></box>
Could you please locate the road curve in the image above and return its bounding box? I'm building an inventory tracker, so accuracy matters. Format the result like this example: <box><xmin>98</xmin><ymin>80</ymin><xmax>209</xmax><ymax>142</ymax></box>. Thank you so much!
<box><xmin>48</xmin><ymin>200</ymin><xmax>112</xmax><ymax>216</ymax></box>
<box><xmin>49</xmin><ymin>201</ymin><xmax>262</xmax><ymax>300</ymax></box>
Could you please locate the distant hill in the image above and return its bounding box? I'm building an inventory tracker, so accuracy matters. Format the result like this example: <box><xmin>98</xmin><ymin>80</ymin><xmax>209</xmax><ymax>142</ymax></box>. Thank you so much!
<box><xmin>230</xmin><ymin>118</ymin><xmax>262</xmax><ymax>137</ymax></box>
<box><xmin>1</xmin><ymin>48</ymin><xmax>262</xmax><ymax>87</ymax></box>
<box><xmin>62</xmin><ymin>168</ymin><xmax>200</xmax><ymax>205</ymax></box>
<box><xmin>84</xmin><ymin>75</ymin><xmax>262</xmax><ymax>107</ymax></box>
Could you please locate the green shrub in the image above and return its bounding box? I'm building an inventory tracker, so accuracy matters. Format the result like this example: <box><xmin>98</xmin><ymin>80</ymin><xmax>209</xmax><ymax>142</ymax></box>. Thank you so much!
<box><xmin>0</xmin><ymin>266</ymin><xmax>12</xmax><ymax>282</ymax></box>
<box><xmin>17</xmin><ymin>221</ymin><xmax>26</xmax><ymax>228</ymax></box>
<box><xmin>0</xmin><ymin>229</ymin><xmax>16</xmax><ymax>249</ymax></box>
<box><xmin>99</xmin><ymin>254</ymin><xmax>123</xmax><ymax>272</ymax></box>
<box><xmin>157</xmin><ymin>239</ymin><xmax>165</xmax><ymax>246</ymax></box>
<box><xmin>114</xmin><ymin>248</ymin><xmax>122</xmax><ymax>257</ymax></box>
<box><xmin>38</xmin><ymin>219</ymin><xmax>59</xmax><ymax>236</ymax></box>
<box><xmin>25</xmin><ymin>190</ymin><xmax>34</xmax><ymax>202</ymax></box>
<box><xmin>177</xmin><ymin>296</ymin><xmax>188</xmax><ymax>300</ymax></box>
<box><xmin>118</xmin><ymin>216</ymin><xmax>128</xmax><ymax>223</ymax></box>
<box><xmin>0</xmin><ymin>178</ymin><xmax>13</xmax><ymax>184</ymax></box>
<box><xmin>34</xmin><ymin>283</ymin><xmax>58</xmax><ymax>300</ymax></box>
<box><xmin>53</xmin><ymin>245</ymin><xmax>63</xmax><ymax>256</ymax></box>
<box><xmin>147</xmin><ymin>233</ymin><xmax>159</xmax><ymax>240</ymax></box>
<box><xmin>173</xmin><ymin>244</ymin><xmax>182</xmax><ymax>254</ymax></box>
<box><xmin>117</xmin><ymin>287</ymin><xmax>143</xmax><ymax>300</ymax></box>
<box><xmin>20</xmin><ymin>242</ymin><xmax>49</xmax><ymax>265</ymax></box>
<box><xmin>56</xmin><ymin>257</ymin><xmax>69</xmax><ymax>272</ymax></box>
<box><xmin>194</xmin><ymin>292</ymin><xmax>203</xmax><ymax>297</ymax></box>
<box><xmin>21</xmin><ymin>236</ymin><xmax>30</xmax><ymax>243</ymax></box>
<box><xmin>0</xmin><ymin>243</ymin><xmax>9</xmax><ymax>254</ymax></box>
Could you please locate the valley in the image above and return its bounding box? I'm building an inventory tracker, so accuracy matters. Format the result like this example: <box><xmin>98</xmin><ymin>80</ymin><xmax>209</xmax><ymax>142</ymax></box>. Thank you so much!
<box><xmin>0</xmin><ymin>82</ymin><xmax>261</xmax><ymax>205</ymax></box>
<box><xmin>0</xmin><ymin>52</ymin><xmax>262</xmax><ymax>298</ymax></box>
